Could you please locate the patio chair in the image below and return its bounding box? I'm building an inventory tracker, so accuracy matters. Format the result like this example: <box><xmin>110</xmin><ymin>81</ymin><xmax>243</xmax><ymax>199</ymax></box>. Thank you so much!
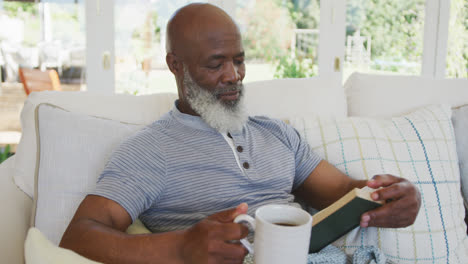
<box><xmin>18</xmin><ymin>68</ymin><xmax>61</xmax><ymax>95</ymax></box>
<box><xmin>38</xmin><ymin>41</ymin><xmax>63</xmax><ymax>75</ymax></box>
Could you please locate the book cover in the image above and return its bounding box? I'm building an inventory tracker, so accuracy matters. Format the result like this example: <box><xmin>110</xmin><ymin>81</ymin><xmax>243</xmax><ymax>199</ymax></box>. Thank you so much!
<box><xmin>309</xmin><ymin>187</ymin><xmax>383</xmax><ymax>253</ymax></box>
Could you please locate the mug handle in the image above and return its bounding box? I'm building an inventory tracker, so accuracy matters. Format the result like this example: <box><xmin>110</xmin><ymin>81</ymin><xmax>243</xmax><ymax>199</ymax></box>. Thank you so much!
<box><xmin>233</xmin><ymin>214</ymin><xmax>256</xmax><ymax>254</ymax></box>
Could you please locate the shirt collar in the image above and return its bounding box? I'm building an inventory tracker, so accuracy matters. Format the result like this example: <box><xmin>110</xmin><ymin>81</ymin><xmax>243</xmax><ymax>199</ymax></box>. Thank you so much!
<box><xmin>170</xmin><ymin>100</ymin><xmax>219</xmax><ymax>133</ymax></box>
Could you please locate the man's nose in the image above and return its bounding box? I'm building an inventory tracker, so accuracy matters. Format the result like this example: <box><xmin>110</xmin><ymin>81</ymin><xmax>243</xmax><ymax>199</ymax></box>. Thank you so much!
<box><xmin>222</xmin><ymin>62</ymin><xmax>241</xmax><ymax>84</ymax></box>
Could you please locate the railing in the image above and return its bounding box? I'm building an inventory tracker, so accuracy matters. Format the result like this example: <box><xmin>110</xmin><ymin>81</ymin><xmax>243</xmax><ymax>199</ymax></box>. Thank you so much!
<box><xmin>290</xmin><ymin>29</ymin><xmax>319</xmax><ymax>58</ymax></box>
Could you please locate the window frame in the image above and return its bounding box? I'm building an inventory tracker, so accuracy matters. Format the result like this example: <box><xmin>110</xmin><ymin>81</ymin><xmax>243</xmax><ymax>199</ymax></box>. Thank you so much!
<box><xmin>83</xmin><ymin>0</ymin><xmax>463</xmax><ymax>93</ymax></box>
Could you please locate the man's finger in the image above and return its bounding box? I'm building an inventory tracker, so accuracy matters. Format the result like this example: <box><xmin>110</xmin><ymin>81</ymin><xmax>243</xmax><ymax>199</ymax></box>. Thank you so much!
<box><xmin>208</xmin><ymin>203</ymin><xmax>248</xmax><ymax>223</ymax></box>
<box><xmin>367</xmin><ymin>174</ymin><xmax>402</xmax><ymax>188</ymax></box>
<box><xmin>367</xmin><ymin>209</ymin><xmax>412</xmax><ymax>227</ymax></box>
<box><xmin>220</xmin><ymin>223</ymin><xmax>249</xmax><ymax>241</ymax></box>
<box><xmin>371</xmin><ymin>184</ymin><xmax>405</xmax><ymax>201</ymax></box>
<box><xmin>215</xmin><ymin>242</ymin><xmax>249</xmax><ymax>261</ymax></box>
<box><xmin>362</xmin><ymin>199</ymin><xmax>416</xmax><ymax>228</ymax></box>
<box><xmin>361</xmin><ymin>203</ymin><xmax>396</xmax><ymax>227</ymax></box>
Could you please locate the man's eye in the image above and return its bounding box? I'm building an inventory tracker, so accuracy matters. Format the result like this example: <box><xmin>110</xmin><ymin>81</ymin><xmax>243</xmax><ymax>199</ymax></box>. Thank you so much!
<box><xmin>235</xmin><ymin>60</ymin><xmax>244</xmax><ymax>65</ymax></box>
<box><xmin>207</xmin><ymin>64</ymin><xmax>222</xmax><ymax>69</ymax></box>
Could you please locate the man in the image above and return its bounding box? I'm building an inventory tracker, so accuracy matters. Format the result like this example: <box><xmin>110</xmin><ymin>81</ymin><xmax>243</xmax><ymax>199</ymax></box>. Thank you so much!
<box><xmin>60</xmin><ymin>3</ymin><xmax>421</xmax><ymax>264</ymax></box>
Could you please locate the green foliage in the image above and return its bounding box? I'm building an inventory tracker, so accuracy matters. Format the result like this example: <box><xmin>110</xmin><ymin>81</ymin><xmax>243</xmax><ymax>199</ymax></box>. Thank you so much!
<box><xmin>152</xmin><ymin>11</ymin><xmax>161</xmax><ymax>36</ymax></box>
<box><xmin>50</xmin><ymin>4</ymin><xmax>79</xmax><ymax>21</ymax></box>
<box><xmin>48</xmin><ymin>3</ymin><xmax>84</xmax><ymax>46</ymax></box>
<box><xmin>446</xmin><ymin>0</ymin><xmax>468</xmax><ymax>78</ymax></box>
<box><xmin>274</xmin><ymin>55</ymin><xmax>317</xmax><ymax>79</ymax></box>
<box><xmin>131</xmin><ymin>11</ymin><xmax>161</xmax><ymax>64</ymax></box>
<box><xmin>0</xmin><ymin>145</ymin><xmax>13</xmax><ymax>164</ymax></box>
<box><xmin>286</xmin><ymin>0</ymin><xmax>320</xmax><ymax>29</ymax></box>
<box><xmin>3</xmin><ymin>2</ymin><xmax>38</xmax><ymax>17</ymax></box>
<box><xmin>2</xmin><ymin>2</ymin><xmax>40</xmax><ymax>46</ymax></box>
<box><xmin>237</xmin><ymin>0</ymin><xmax>294</xmax><ymax>61</ymax></box>
<box><xmin>346</xmin><ymin>0</ymin><xmax>426</xmax><ymax>72</ymax></box>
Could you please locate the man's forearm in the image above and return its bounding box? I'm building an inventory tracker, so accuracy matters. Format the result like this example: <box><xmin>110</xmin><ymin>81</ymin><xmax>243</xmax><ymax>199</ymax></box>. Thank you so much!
<box><xmin>294</xmin><ymin>160</ymin><xmax>370</xmax><ymax>210</ymax></box>
<box><xmin>60</xmin><ymin>219</ymin><xmax>185</xmax><ymax>264</ymax></box>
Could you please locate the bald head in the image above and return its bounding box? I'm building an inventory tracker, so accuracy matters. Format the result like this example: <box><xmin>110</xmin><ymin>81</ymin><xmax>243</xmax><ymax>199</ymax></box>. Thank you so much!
<box><xmin>166</xmin><ymin>3</ymin><xmax>240</xmax><ymax>58</ymax></box>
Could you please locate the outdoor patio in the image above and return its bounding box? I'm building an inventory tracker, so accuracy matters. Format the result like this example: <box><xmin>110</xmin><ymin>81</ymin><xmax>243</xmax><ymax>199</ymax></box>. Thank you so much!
<box><xmin>0</xmin><ymin>82</ymin><xmax>81</xmax><ymax>152</ymax></box>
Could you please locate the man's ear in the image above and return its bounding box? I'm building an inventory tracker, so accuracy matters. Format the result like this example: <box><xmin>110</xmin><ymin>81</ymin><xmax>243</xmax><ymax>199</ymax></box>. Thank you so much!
<box><xmin>166</xmin><ymin>53</ymin><xmax>182</xmax><ymax>75</ymax></box>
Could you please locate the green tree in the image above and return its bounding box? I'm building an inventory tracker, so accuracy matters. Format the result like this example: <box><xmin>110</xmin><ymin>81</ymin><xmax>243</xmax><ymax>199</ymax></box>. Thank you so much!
<box><xmin>347</xmin><ymin>0</ymin><xmax>425</xmax><ymax>72</ymax></box>
<box><xmin>274</xmin><ymin>55</ymin><xmax>317</xmax><ymax>78</ymax></box>
<box><xmin>237</xmin><ymin>0</ymin><xmax>294</xmax><ymax>61</ymax></box>
<box><xmin>3</xmin><ymin>2</ymin><xmax>38</xmax><ymax>17</ymax></box>
<box><xmin>2</xmin><ymin>2</ymin><xmax>40</xmax><ymax>46</ymax></box>
<box><xmin>446</xmin><ymin>0</ymin><xmax>468</xmax><ymax>78</ymax></box>
<box><xmin>0</xmin><ymin>145</ymin><xmax>13</xmax><ymax>164</ymax></box>
<box><xmin>286</xmin><ymin>0</ymin><xmax>320</xmax><ymax>29</ymax></box>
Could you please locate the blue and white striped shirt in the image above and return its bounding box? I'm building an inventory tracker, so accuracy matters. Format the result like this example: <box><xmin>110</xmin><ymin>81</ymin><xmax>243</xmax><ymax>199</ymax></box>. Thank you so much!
<box><xmin>91</xmin><ymin>103</ymin><xmax>321</xmax><ymax>232</ymax></box>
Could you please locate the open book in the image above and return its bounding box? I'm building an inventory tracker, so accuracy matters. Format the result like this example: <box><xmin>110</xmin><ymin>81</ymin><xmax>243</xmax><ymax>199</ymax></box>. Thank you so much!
<box><xmin>309</xmin><ymin>186</ymin><xmax>383</xmax><ymax>253</ymax></box>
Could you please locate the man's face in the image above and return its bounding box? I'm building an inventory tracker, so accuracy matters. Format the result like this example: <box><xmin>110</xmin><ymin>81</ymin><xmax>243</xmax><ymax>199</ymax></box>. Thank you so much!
<box><xmin>183</xmin><ymin>27</ymin><xmax>246</xmax><ymax>107</ymax></box>
<box><xmin>178</xmin><ymin>28</ymin><xmax>248</xmax><ymax>132</ymax></box>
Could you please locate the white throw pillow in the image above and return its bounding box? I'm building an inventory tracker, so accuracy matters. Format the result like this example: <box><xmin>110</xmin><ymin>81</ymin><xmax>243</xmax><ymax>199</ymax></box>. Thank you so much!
<box><xmin>15</xmin><ymin>91</ymin><xmax>178</xmax><ymax>197</ymax></box>
<box><xmin>33</xmin><ymin>104</ymin><xmax>144</xmax><ymax>245</ymax></box>
<box><xmin>290</xmin><ymin>104</ymin><xmax>468</xmax><ymax>263</ymax></box>
<box><xmin>245</xmin><ymin>75</ymin><xmax>347</xmax><ymax>119</ymax></box>
<box><xmin>345</xmin><ymin>73</ymin><xmax>468</xmax><ymax>117</ymax></box>
<box><xmin>25</xmin><ymin>228</ymin><xmax>102</xmax><ymax>264</ymax></box>
<box><xmin>452</xmin><ymin>104</ymin><xmax>468</xmax><ymax>206</ymax></box>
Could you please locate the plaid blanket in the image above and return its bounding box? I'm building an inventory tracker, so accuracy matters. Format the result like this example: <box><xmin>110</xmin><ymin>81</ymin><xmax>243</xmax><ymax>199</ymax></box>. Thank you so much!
<box><xmin>243</xmin><ymin>245</ymin><xmax>390</xmax><ymax>264</ymax></box>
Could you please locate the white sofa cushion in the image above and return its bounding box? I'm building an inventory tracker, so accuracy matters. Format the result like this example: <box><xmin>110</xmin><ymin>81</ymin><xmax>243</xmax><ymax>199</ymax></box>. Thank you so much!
<box><xmin>290</xmin><ymin>104</ymin><xmax>468</xmax><ymax>263</ymax></box>
<box><xmin>0</xmin><ymin>156</ymin><xmax>32</xmax><ymax>264</ymax></box>
<box><xmin>14</xmin><ymin>91</ymin><xmax>178</xmax><ymax>197</ymax></box>
<box><xmin>245</xmin><ymin>75</ymin><xmax>347</xmax><ymax>119</ymax></box>
<box><xmin>16</xmin><ymin>75</ymin><xmax>346</xmax><ymax>198</ymax></box>
<box><xmin>452</xmin><ymin>104</ymin><xmax>468</xmax><ymax>206</ymax></box>
<box><xmin>33</xmin><ymin>104</ymin><xmax>144</xmax><ymax>245</ymax></box>
<box><xmin>24</xmin><ymin>223</ymin><xmax>152</xmax><ymax>264</ymax></box>
<box><xmin>25</xmin><ymin>228</ymin><xmax>102</xmax><ymax>264</ymax></box>
<box><xmin>345</xmin><ymin>73</ymin><xmax>468</xmax><ymax>117</ymax></box>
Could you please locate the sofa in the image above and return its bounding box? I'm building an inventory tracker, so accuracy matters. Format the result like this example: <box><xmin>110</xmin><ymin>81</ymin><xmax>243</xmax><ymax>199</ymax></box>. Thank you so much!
<box><xmin>1</xmin><ymin>73</ymin><xmax>468</xmax><ymax>263</ymax></box>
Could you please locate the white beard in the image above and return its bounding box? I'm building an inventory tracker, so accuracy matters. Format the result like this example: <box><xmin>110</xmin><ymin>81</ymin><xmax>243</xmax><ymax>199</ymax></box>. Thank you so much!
<box><xmin>183</xmin><ymin>67</ymin><xmax>248</xmax><ymax>133</ymax></box>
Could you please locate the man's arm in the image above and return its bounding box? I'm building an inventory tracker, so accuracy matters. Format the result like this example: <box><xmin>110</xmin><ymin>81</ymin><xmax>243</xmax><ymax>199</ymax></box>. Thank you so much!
<box><xmin>294</xmin><ymin>160</ymin><xmax>421</xmax><ymax>228</ymax></box>
<box><xmin>60</xmin><ymin>195</ymin><xmax>249</xmax><ymax>264</ymax></box>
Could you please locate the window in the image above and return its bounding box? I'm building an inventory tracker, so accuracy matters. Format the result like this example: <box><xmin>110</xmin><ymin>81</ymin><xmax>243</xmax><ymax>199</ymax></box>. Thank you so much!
<box><xmin>114</xmin><ymin>0</ymin><xmax>207</xmax><ymax>95</ymax></box>
<box><xmin>0</xmin><ymin>0</ymin><xmax>86</xmax><ymax>149</ymax></box>
<box><xmin>235</xmin><ymin>0</ymin><xmax>320</xmax><ymax>82</ymax></box>
<box><xmin>344</xmin><ymin>0</ymin><xmax>426</xmax><ymax>79</ymax></box>
<box><xmin>0</xmin><ymin>1</ymin><xmax>86</xmax><ymax>86</ymax></box>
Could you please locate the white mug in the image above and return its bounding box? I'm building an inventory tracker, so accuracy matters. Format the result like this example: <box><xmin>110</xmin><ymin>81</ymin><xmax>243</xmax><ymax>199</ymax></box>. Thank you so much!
<box><xmin>234</xmin><ymin>204</ymin><xmax>313</xmax><ymax>264</ymax></box>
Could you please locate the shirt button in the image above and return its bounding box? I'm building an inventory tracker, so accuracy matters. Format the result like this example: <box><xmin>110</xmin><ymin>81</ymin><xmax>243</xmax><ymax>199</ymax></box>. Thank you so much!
<box><xmin>237</xmin><ymin>146</ymin><xmax>243</xmax><ymax>152</ymax></box>
<box><xmin>243</xmin><ymin>162</ymin><xmax>250</xmax><ymax>169</ymax></box>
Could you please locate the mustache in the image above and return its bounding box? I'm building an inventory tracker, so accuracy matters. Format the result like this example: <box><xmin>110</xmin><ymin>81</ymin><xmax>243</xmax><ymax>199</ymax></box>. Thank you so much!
<box><xmin>213</xmin><ymin>84</ymin><xmax>244</xmax><ymax>97</ymax></box>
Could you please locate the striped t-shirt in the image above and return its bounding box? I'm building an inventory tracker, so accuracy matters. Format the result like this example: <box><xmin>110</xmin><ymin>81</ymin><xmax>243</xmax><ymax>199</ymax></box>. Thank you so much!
<box><xmin>91</xmin><ymin>104</ymin><xmax>322</xmax><ymax>233</ymax></box>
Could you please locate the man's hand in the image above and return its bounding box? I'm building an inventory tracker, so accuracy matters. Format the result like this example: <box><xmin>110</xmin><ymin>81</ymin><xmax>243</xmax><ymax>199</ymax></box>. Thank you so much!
<box><xmin>181</xmin><ymin>203</ymin><xmax>250</xmax><ymax>264</ymax></box>
<box><xmin>360</xmin><ymin>174</ymin><xmax>421</xmax><ymax>228</ymax></box>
